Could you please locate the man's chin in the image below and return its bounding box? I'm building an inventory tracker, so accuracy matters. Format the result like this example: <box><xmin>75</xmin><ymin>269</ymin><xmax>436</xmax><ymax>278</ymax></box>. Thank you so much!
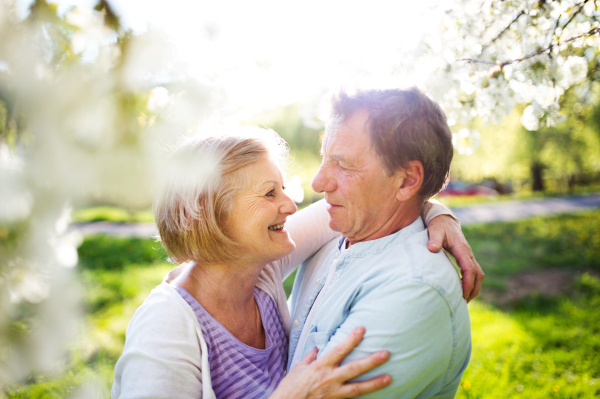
<box><xmin>328</xmin><ymin>219</ymin><xmax>347</xmax><ymax>234</ymax></box>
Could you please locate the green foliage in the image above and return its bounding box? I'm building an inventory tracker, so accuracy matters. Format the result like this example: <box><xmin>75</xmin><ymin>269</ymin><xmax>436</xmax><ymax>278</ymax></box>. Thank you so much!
<box><xmin>72</xmin><ymin>207</ymin><xmax>154</xmax><ymax>223</ymax></box>
<box><xmin>451</xmin><ymin>110</ymin><xmax>531</xmax><ymax>183</ymax></box>
<box><xmin>94</xmin><ymin>0</ymin><xmax>121</xmax><ymax>32</ymax></box>
<box><xmin>77</xmin><ymin>236</ymin><xmax>166</xmax><ymax>270</ymax></box>
<box><xmin>248</xmin><ymin>104</ymin><xmax>324</xmax><ymax>205</ymax></box>
<box><xmin>451</xmin><ymin>83</ymin><xmax>600</xmax><ymax>192</ymax></box>
<box><xmin>283</xmin><ymin>269</ymin><xmax>297</xmax><ymax>297</ymax></box>
<box><xmin>249</xmin><ymin>104</ymin><xmax>322</xmax><ymax>155</ymax></box>
<box><xmin>463</xmin><ymin>210</ymin><xmax>600</xmax><ymax>289</ymax></box>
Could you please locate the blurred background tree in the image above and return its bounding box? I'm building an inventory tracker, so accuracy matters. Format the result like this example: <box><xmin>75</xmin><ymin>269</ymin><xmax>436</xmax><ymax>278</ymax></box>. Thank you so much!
<box><xmin>0</xmin><ymin>0</ymin><xmax>216</xmax><ymax>391</ymax></box>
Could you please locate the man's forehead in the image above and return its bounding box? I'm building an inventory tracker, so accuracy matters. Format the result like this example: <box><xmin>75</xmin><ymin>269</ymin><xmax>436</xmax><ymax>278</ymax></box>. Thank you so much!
<box><xmin>325</xmin><ymin>116</ymin><xmax>344</xmax><ymax>133</ymax></box>
<box><xmin>323</xmin><ymin>112</ymin><xmax>371</xmax><ymax>147</ymax></box>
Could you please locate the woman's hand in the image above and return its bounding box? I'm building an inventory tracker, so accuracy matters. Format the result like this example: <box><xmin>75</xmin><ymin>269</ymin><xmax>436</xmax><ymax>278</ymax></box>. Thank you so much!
<box><xmin>269</xmin><ymin>327</ymin><xmax>391</xmax><ymax>399</ymax></box>
<box><xmin>427</xmin><ymin>214</ymin><xmax>484</xmax><ymax>302</ymax></box>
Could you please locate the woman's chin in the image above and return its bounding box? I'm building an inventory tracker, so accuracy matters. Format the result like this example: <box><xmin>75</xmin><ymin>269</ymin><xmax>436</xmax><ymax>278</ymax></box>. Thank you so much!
<box><xmin>272</xmin><ymin>239</ymin><xmax>296</xmax><ymax>261</ymax></box>
<box><xmin>284</xmin><ymin>239</ymin><xmax>296</xmax><ymax>255</ymax></box>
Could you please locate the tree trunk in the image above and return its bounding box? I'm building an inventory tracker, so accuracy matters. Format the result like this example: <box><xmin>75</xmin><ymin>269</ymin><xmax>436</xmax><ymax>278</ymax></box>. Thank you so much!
<box><xmin>531</xmin><ymin>162</ymin><xmax>545</xmax><ymax>192</ymax></box>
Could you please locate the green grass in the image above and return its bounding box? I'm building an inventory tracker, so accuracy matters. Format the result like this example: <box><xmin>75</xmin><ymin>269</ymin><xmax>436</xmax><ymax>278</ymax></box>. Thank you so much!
<box><xmin>461</xmin><ymin>210</ymin><xmax>600</xmax><ymax>290</ymax></box>
<box><xmin>457</xmin><ymin>274</ymin><xmax>600</xmax><ymax>398</ymax></box>
<box><xmin>4</xmin><ymin>211</ymin><xmax>600</xmax><ymax>398</ymax></box>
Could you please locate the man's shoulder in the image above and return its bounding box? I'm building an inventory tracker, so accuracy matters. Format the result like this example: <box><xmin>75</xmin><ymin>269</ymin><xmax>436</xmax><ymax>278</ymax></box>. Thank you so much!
<box><xmin>362</xmin><ymin>229</ymin><xmax>464</xmax><ymax>309</ymax></box>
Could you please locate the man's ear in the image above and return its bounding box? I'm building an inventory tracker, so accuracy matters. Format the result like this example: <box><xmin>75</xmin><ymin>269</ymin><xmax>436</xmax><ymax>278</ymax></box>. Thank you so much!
<box><xmin>394</xmin><ymin>160</ymin><xmax>424</xmax><ymax>201</ymax></box>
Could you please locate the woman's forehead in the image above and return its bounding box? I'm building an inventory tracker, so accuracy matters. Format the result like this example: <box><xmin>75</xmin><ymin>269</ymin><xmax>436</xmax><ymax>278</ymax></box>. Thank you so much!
<box><xmin>244</xmin><ymin>156</ymin><xmax>284</xmax><ymax>186</ymax></box>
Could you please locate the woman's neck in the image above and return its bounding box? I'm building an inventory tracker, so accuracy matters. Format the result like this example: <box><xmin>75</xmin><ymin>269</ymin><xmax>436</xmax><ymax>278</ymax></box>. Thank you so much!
<box><xmin>174</xmin><ymin>259</ymin><xmax>266</xmax><ymax>349</ymax></box>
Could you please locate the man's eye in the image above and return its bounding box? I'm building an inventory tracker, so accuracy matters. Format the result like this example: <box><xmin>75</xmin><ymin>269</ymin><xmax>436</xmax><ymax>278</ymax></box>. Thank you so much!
<box><xmin>266</xmin><ymin>189</ymin><xmax>276</xmax><ymax>197</ymax></box>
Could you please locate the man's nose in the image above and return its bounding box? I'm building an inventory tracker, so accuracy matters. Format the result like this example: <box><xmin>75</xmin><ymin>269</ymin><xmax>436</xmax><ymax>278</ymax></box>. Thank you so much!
<box><xmin>312</xmin><ymin>163</ymin><xmax>335</xmax><ymax>193</ymax></box>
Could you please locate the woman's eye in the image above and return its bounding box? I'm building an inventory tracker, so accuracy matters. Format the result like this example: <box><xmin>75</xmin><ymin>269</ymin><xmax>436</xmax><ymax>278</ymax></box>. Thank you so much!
<box><xmin>266</xmin><ymin>189</ymin><xmax>276</xmax><ymax>197</ymax></box>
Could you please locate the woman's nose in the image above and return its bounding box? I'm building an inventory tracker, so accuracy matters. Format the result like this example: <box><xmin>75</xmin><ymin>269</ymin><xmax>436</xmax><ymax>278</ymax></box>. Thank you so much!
<box><xmin>281</xmin><ymin>191</ymin><xmax>297</xmax><ymax>215</ymax></box>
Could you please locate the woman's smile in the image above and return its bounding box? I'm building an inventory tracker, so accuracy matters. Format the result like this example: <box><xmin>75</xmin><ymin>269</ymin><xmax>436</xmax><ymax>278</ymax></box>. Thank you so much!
<box><xmin>268</xmin><ymin>222</ymin><xmax>286</xmax><ymax>231</ymax></box>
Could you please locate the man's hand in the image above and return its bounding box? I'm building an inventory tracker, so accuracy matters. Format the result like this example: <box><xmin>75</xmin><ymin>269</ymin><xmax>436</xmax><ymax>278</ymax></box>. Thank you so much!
<box><xmin>427</xmin><ymin>214</ymin><xmax>484</xmax><ymax>302</ymax></box>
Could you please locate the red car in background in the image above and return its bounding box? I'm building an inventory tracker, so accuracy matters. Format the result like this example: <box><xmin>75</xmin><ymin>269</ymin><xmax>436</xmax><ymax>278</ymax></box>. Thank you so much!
<box><xmin>438</xmin><ymin>180</ymin><xmax>498</xmax><ymax>196</ymax></box>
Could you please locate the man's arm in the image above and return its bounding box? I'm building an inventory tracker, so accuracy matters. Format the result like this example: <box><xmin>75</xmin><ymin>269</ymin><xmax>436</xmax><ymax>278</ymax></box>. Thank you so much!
<box><xmin>318</xmin><ymin>280</ymin><xmax>454</xmax><ymax>399</ymax></box>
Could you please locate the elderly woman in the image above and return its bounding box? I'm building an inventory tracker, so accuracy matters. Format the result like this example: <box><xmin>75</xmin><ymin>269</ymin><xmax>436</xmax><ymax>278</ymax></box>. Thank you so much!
<box><xmin>112</xmin><ymin>127</ymin><xmax>474</xmax><ymax>399</ymax></box>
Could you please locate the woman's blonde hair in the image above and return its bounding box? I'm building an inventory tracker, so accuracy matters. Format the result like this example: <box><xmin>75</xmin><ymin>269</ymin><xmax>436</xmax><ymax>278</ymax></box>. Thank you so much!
<box><xmin>154</xmin><ymin>126</ymin><xmax>289</xmax><ymax>264</ymax></box>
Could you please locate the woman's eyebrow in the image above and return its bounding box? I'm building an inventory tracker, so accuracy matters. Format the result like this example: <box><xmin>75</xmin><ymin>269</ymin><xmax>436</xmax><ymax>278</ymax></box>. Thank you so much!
<box><xmin>259</xmin><ymin>180</ymin><xmax>279</xmax><ymax>188</ymax></box>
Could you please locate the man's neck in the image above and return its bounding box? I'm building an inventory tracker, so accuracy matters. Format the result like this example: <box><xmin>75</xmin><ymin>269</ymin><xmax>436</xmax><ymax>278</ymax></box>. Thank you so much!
<box><xmin>347</xmin><ymin>200</ymin><xmax>423</xmax><ymax>246</ymax></box>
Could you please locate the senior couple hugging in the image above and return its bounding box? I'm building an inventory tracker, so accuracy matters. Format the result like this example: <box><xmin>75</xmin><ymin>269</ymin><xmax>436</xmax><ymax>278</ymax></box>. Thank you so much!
<box><xmin>112</xmin><ymin>87</ymin><xmax>484</xmax><ymax>399</ymax></box>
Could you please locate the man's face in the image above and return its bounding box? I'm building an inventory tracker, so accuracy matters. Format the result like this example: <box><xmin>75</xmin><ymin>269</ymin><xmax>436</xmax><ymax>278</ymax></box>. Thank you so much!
<box><xmin>311</xmin><ymin>110</ymin><xmax>401</xmax><ymax>243</ymax></box>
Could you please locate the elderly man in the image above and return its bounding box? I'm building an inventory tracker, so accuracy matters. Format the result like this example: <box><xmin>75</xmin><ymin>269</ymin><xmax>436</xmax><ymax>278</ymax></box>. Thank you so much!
<box><xmin>288</xmin><ymin>88</ymin><xmax>474</xmax><ymax>398</ymax></box>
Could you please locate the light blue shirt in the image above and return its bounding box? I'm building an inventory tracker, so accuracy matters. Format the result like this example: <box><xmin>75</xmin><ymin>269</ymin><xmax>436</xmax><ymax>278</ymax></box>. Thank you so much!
<box><xmin>288</xmin><ymin>216</ymin><xmax>471</xmax><ymax>398</ymax></box>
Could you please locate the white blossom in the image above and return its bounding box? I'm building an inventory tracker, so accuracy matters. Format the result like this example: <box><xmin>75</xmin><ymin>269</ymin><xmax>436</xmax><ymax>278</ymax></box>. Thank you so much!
<box><xmin>521</xmin><ymin>104</ymin><xmax>540</xmax><ymax>131</ymax></box>
<box><xmin>452</xmin><ymin>128</ymin><xmax>481</xmax><ymax>155</ymax></box>
<box><xmin>400</xmin><ymin>0</ymin><xmax>599</xmax><ymax>130</ymax></box>
<box><xmin>0</xmin><ymin>1</ymin><xmax>216</xmax><ymax>389</ymax></box>
<box><xmin>147</xmin><ymin>87</ymin><xmax>173</xmax><ymax>113</ymax></box>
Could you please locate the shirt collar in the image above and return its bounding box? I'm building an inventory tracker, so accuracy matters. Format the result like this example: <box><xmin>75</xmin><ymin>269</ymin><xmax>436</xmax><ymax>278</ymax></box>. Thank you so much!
<box><xmin>337</xmin><ymin>216</ymin><xmax>425</xmax><ymax>258</ymax></box>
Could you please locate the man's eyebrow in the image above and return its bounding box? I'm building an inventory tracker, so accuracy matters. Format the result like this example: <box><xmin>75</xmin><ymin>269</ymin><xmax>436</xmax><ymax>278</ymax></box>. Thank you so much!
<box><xmin>330</xmin><ymin>154</ymin><xmax>348</xmax><ymax>163</ymax></box>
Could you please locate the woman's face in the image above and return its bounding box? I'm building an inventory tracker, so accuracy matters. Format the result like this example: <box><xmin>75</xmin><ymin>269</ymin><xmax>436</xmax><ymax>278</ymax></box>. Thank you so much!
<box><xmin>226</xmin><ymin>156</ymin><xmax>298</xmax><ymax>265</ymax></box>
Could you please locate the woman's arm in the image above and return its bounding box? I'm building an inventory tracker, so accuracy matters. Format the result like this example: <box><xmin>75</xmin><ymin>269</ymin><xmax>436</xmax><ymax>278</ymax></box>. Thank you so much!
<box><xmin>274</xmin><ymin>199</ymin><xmax>340</xmax><ymax>280</ymax></box>
<box><xmin>423</xmin><ymin>199</ymin><xmax>485</xmax><ymax>302</ymax></box>
<box><xmin>112</xmin><ymin>287</ymin><xmax>207</xmax><ymax>399</ymax></box>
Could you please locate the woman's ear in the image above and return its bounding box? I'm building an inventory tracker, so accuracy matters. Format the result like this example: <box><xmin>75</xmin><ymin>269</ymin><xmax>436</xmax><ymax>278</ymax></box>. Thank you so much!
<box><xmin>394</xmin><ymin>160</ymin><xmax>424</xmax><ymax>202</ymax></box>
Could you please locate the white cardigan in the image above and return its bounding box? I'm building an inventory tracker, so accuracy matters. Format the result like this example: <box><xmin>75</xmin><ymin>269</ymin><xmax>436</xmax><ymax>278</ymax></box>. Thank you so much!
<box><xmin>111</xmin><ymin>200</ymin><xmax>450</xmax><ymax>399</ymax></box>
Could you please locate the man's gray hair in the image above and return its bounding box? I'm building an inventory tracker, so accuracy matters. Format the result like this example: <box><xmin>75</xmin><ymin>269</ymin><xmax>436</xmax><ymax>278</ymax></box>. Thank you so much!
<box><xmin>330</xmin><ymin>87</ymin><xmax>453</xmax><ymax>199</ymax></box>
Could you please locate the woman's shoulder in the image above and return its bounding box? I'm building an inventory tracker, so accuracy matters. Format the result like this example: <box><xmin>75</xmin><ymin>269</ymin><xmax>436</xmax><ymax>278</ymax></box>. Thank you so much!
<box><xmin>114</xmin><ymin>282</ymin><xmax>207</xmax><ymax>399</ymax></box>
<box><xmin>127</xmin><ymin>282</ymin><xmax>200</xmax><ymax>337</ymax></box>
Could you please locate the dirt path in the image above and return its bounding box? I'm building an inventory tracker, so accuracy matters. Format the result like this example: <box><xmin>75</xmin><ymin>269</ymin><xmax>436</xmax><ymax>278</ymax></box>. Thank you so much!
<box><xmin>479</xmin><ymin>269</ymin><xmax>600</xmax><ymax>307</ymax></box>
<box><xmin>452</xmin><ymin>193</ymin><xmax>600</xmax><ymax>225</ymax></box>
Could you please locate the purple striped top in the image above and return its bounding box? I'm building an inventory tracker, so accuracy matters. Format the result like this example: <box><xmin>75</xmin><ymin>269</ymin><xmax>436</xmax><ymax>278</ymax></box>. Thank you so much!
<box><xmin>175</xmin><ymin>286</ymin><xmax>289</xmax><ymax>399</ymax></box>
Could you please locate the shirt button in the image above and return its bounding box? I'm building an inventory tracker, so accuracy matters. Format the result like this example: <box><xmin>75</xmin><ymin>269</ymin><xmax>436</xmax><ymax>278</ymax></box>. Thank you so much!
<box><xmin>316</xmin><ymin>278</ymin><xmax>321</xmax><ymax>284</ymax></box>
<box><xmin>335</xmin><ymin>253</ymin><xmax>338</xmax><ymax>258</ymax></box>
<box><xmin>294</xmin><ymin>320</ymin><xmax>299</xmax><ymax>327</ymax></box>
